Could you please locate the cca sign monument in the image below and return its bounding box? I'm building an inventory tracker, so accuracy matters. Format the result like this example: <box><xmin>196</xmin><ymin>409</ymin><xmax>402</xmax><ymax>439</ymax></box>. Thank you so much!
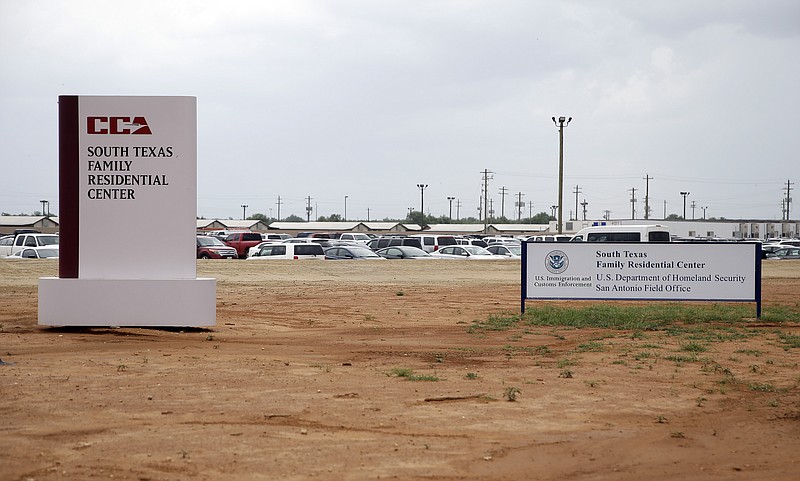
<box><xmin>39</xmin><ymin>96</ymin><xmax>216</xmax><ymax>327</ymax></box>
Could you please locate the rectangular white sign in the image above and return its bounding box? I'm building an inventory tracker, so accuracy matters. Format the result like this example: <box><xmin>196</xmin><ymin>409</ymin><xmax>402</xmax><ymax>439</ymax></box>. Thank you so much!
<box><xmin>523</xmin><ymin>242</ymin><xmax>760</xmax><ymax>302</ymax></box>
<box><xmin>77</xmin><ymin>96</ymin><xmax>197</xmax><ymax>279</ymax></box>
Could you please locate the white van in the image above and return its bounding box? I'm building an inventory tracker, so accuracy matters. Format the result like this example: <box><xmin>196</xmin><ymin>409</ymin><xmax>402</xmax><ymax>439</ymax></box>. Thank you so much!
<box><xmin>246</xmin><ymin>243</ymin><xmax>325</xmax><ymax>260</ymax></box>
<box><xmin>410</xmin><ymin>234</ymin><xmax>459</xmax><ymax>253</ymax></box>
<box><xmin>570</xmin><ymin>224</ymin><xmax>671</xmax><ymax>243</ymax></box>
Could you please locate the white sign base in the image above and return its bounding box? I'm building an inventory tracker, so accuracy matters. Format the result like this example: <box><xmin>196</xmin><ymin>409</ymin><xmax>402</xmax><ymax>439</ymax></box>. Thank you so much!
<box><xmin>38</xmin><ymin>277</ymin><xmax>216</xmax><ymax>327</ymax></box>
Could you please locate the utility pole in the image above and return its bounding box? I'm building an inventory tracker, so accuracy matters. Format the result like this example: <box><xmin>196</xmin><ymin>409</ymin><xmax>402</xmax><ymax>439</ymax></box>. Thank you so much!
<box><xmin>643</xmin><ymin>174</ymin><xmax>652</xmax><ymax>220</ymax></box>
<box><xmin>241</xmin><ymin>204</ymin><xmax>248</xmax><ymax>220</ymax></box>
<box><xmin>499</xmin><ymin>186</ymin><xmax>508</xmax><ymax>219</ymax></box>
<box><xmin>456</xmin><ymin>199</ymin><xmax>462</xmax><ymax>220</ymax></box>
<box><xmin>344</xmin><ymin>195</ymin><xmax>348</xmax><ymax>221</ymax></box>
<box><xmin>550</xmin><ymin>205</ymin><xmax>557</xmax><ymax>219</ymax></box>
<box><xmin>481</xmin><ymin>169</ymin><xmax>493</xmax><ymax>233</ymax></box>
<box><xmin>680</xmin><ymin>192</ymin><xmax>690</xmax><ymax>220</ymax></box>
<box><xmin>416</xmin><ymin>184</ymin><xmax>428</xmax><ymax>215</ymax></box>
<box><xmin>663</xmin><ymin>200</ymin><xmax>667</xmax><ymax>219</ymax></box>
<box><xmin>39</xmin><ymin>200</ymin><xmax>47</xmax><ymax>216</ymax></box>
<box><xmin>367</xmin><ymin>208</ymin><xmax>370</xmax><ymax>221</ymax></box>
<box><xmin>305</xmin><ymin>196</ymin><xmax>313</xmax><ymax>221</ymax></box>
<box><xmin>580</xmin><ymin>199</ymin><xmax>588</xmax><ymax>221</ymax></box>
<box><xmin>690</xmin><ymin>200</ymin><xmax>696</xmax><ymax>220</ymax></box>
<box><xmin>603</xmin><ymin>210</ymin><xmax>610</xmax><ymax>220</ymax></box>
<box><xmin>528</xmin><ymin>200</ymin><xmax>534</xmax><ymax>221</ymax></box>
<box><xmin>552</xmin><ymin>116</ymin><xmax>572</xmax><ymax>233</ymax></box>
<box><xmin>447</xmin><ymin>196</ymin><xmax>455</xmax><ymax>219</ymax></box>
<box><xmin>276</xmin><ymin>195</ymin><xmax>282</xmax><ymax>221</ymax></box>
<box><xmin>573</xmin><ymin>185</ymin><xmax>581</xmax><ymax>220</ymax></box>
<box><xmin>785</xmin><ymin>179</ymin><xmax>794</xmax><ymax>220</ymax></box>
<box><xmin>516</xmin><ymin>192</ymin><xmax>524</xmax><ymax>221</ymax></box>
<box><xmin>629</xmin><ymin>187</ymin><xmax>637</xmax><ymax>220</ymax></box>
<box><xmin>702</xmin><ymin>206</ymin><xmax>708</xmax><ymax>219</ymax></box>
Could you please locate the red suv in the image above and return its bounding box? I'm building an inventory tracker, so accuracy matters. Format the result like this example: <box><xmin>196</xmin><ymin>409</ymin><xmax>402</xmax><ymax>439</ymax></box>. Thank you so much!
<box><xmin>223</xmin><ymin>231</ymin><xmax>264</xmax><ymax>258</ymax></box>
<box><xmin>197</xmin><ymin>236</ymin><xmax>238</xmax><ymax>259</ymax></box>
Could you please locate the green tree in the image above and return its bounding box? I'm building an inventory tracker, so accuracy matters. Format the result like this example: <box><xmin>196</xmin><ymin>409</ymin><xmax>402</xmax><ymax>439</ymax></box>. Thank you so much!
<box><xmin>284</xmin><ymin>214</ymin><xmax>304</xmax><ymax>222</ymax></box>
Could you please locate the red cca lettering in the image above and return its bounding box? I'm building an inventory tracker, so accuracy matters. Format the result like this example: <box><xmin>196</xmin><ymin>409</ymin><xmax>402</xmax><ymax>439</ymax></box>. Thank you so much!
<box><xmin>87</xmin><ymin>116</ymin><xmax>152</xmax><ymax>135</ymax></box>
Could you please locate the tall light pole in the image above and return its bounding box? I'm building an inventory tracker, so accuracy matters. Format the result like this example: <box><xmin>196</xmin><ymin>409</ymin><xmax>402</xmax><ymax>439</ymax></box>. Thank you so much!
<box><xmin>344</xmin><ymin>195</ymin><xmax>348</xmax><ymax>221</ymax></box>
<box><xmin>447</xmin><ymin>196</ymin><xmax>455</xmax><ymax>219</ymax></box>
<box><xmin>416</xmin><ymin>184</ymin><xmax>428</xmax><ymax>215</ymax></box>
<box><xmin>241</xmin><ymin>204</ymin><xmax>248</xmax><ymax>220</ymax></box>
<box><xmin>552</xmin><ymin>116</ymin><xmax>572</xmax><ymax>233</ymax></box>
<box><xmin>680</xmin><ymin>192</ymin><xmax>690</xmax><ymax>219</ymax></box>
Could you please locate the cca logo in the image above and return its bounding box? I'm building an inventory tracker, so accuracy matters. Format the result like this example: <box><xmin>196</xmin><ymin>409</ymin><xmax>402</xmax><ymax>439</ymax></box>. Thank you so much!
<box><xmin>87</xmin><ymin>116</ymin><xmax>152</xmax><ymax>135</ymax></box>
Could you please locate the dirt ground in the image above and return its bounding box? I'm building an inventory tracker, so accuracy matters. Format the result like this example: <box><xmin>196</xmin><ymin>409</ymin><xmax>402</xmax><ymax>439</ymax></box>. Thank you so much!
<box><xmin>1</xmin><ymin>259</ymin><xmax>799</xmax><ymax>481</ymax></box>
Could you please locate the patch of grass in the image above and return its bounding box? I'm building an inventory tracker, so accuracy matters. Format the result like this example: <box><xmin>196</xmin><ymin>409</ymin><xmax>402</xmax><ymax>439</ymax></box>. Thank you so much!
<box><xmin>466</xmin><ymin>372</ymin><xmax>478</xmax><ymax>380</ymax></box>
<box><xmin>389</xmin><ymin>367</ymin><xmax>439</xmax><ymax>382</ymax></box>
<box><xmin>503</xmin><ymin>345</ymin><xmax>551</xmax><ymax>355</ymax></box>
<box><xmin>557</xmin><ymin>358</ymin><xmax>576</xmax><ymax>368</ymax></box>
<box><xmin>749</xmin><ymin>382</ymin><xmax>779</xmax><ymax>392</ymax></box>
<box><xmin>471</xmin><ymin>303</ymin><xmax>800</xmax><ymax>335</ymax></box>
<box><xmin>576</xmin><ymin>341</ymin><xmax>604</xmax><ymax>352</ymax></box>
<box><xmin>777</xmin><ymin>331</ymin><xmax>800</xmax><ymax>349</ymax></box>
<box><xmin>395</xmin><ymin>291</ymin><xmax>405</xmax><ymax>296</ymax></box>
<box><xmin>664</xmin><ymin>354</ymin><xmax>697</xmax><ymax>364</ymax></box>
<box><xmin>468</xmin><ymin>313</ymin><xmax>519</xmax><ymax>332</ymax></box>
<box><xmin>680</xmin><ymin>342</ymin><xmax>707</xmax><ymax>353</ymax></box>
<box><xmin>734</xmin><ymin>349</ymin><xmax>762</xmax><ymax>357</ymax></box>
<box><xmin>504</xmin><ymin>386</ymin><xmax>521</xmax><ymax>401</ymax></box>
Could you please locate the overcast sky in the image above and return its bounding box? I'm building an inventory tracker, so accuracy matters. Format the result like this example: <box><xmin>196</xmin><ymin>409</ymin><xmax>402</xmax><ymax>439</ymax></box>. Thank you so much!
<box><xmin>1</xmin><ymin>1</ymin><xmax>798</xmax><ymax>222</ymax></box>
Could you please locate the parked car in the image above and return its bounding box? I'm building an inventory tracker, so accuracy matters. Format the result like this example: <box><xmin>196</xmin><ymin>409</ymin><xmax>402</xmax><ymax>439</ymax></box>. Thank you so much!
<box><xmin>247</xmin><ymin>243</ymin><xmax>325</xmax><ymax>260</ymax></box>
<box><xmin>296</xmin><ymin>232</ymin><xmax>333</xmax><ymax>239</ymax></box>
<box><xmin>367</xmin><ymin>236</ymin><xmax>423</xmax><ymax>251</ymax></box>
<box><xmin>324</xmin><ymin>245</ymin><xmax>385</xmax><ymax>260</ymax></box>
<box><xmin>0</xmin><ymin>233</ymin><xmax>59</xmax><ymax>257</ymax></box>
<box><xmin>6</xmin><ymin>246</ymin><xmax>59</xmax><ymax>259</ymax></box>
<box><xmin>769</xmin><ymin>247</ymin><xmax>800</xmax><ymax>259</ymax></box>
<box><xmin>528</xmin><ymin>234</ymin><xmax>571</xmax><ymax>242</ymax></box>
<box><xmin>430</xmin><ymin>245</ymin><xmax>500</xmax><ymax>260</ymax></box>
<box><xmin>570</xmin><ymin>224</ymin><xmax>671</xmax><ymax>243</ymax></box>
<box><xmin>456</xmin><ymin>237</ymin><xmax>488</xmax><ymax>248</ymax></box>
<box><xmin>335</xmin><ymin>233</ymin><xmax>372</xmax><ymax>245</ymax></box>
<box><xmin>248</xmin><ymin>240</ymin><xmax>283</xmax><ymax>258</ymax></box>
<box><xmin>262</xmin><ymin>233</ymin><xmax>292</xmax><ymax>242</ymax></box>
<box><xmin>483</xmin><ymin>236</ymin><xmax>522</xmax><ymax>246</ymax></box>
<box><xmin>0</xmin><ymin>235</ymin><xmax>13</xmax><ymax>256</ymax></box>
<box><xmin>223</xmin><ymin>231</ymin><xmax>264</xmax><ymax>258</ymax></box>
<box><xmin>486</xmin><ymin>244</ymin><xmax>521</xmax><ymax>258</ymax></box>
<box><xmin>375</xmin><ymin>246</ymin><xmax>434</xmax><ymax>260</ymax></box>
<box><xmin>197</xmin><ymin>236</ymin><xmax>238</xmax><ymax>259</ymax></box>
<box><xmin>762</xmin><ymin>244</ymin><xmax>785</xmax><ymax>257</ymax></box>
<box><xmin>410</xmin><ymin>234</ymin><xmax>458</xmax><ymax>253</ymax></box>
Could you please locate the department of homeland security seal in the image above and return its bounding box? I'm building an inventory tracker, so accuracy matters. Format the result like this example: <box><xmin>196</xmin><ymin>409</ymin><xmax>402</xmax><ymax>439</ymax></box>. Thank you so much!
<box><xmin>545</xmin><ymin>250</ymin><xmax>569</xmax><ymax>274</ymax></box>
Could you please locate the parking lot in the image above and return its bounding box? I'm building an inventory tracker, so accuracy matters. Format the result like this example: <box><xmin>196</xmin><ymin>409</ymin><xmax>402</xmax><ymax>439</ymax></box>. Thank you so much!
<box><xmin>1</xmin><ymin>259</ymin><xmax>799</xmax><ymax>480</ymax></box>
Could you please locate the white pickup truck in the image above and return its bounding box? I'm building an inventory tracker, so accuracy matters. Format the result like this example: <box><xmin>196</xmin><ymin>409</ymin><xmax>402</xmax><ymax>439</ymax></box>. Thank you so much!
<box><xmin>0</xmin><ymin>233</ymin><xmax>60</xmax><ymax>257</ymax></box>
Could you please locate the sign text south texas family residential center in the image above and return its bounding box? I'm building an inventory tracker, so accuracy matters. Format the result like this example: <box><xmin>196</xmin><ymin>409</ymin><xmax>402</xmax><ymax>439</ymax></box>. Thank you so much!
<box><xmin>522</xmin><ymin>242</ymin><xmax>761</xmax><ymax>314</ymax></box>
